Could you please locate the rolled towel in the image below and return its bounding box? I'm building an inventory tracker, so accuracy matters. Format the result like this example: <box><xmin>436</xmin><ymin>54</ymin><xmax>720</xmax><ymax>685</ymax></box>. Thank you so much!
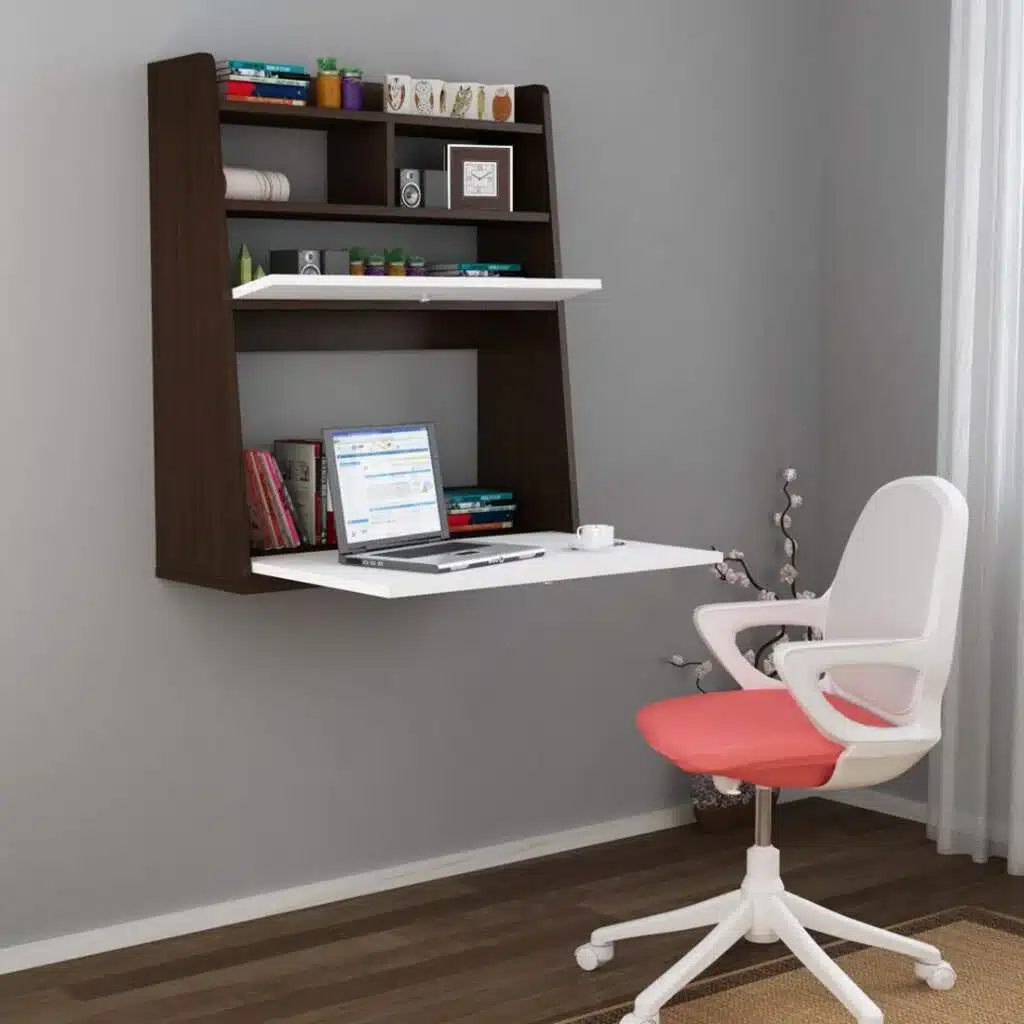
<box><xmin>224</xmin><ymin>167</ymin><xmax>291</xmax><ymax>202</ymax></box>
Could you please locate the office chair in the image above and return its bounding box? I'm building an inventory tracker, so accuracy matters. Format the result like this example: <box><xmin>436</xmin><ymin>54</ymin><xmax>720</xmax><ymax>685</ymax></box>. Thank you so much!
<box><xmin>574</xmin><ymin>477</ymin><xmax>968</xmax><ymax>1024</ymax></box>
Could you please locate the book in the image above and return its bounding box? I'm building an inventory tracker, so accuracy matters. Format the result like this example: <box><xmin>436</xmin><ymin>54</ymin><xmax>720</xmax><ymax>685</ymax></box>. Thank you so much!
<box><xmin>259</xmin><ymin>452</ymin><xmax>301</xmax><ymax>548</ymax></box>
<box><xmin>243</xmin><ymin>451</ymin><xmax>273</xmax><ymax>549</ymax></box>
<box><xmin>445</xmin><ymin>487</ymin><xmax>515</xmax><ymax>509</ymax></box>
<box><xmin>217</xmin><ymin>69</ymin><xmax>311</xmax><ymax>83</ymax></box>
<box><xmin>245</xmin><ymin>450</ymin><xmax>282</xmax><ymax>549</ymax></box>
<box><xmin>448</xmin><ymin>510</ymin><xmax>515</xmax><ymax>528</ymax></box>
<box><xmin>274</xmin><ymin>439</ymin><xmax>322</xmax><ymax>544</ymax></box>
<box><xmin>217</xmin><ymin>59</ymin><xmax>307</xmax><ymax>76</ymax></box>
<box><xmin>221</xmin><ymin>80</ymin><xmax>310</xmax><ymax>101</ymax></box>
<box><xmin>429</xmin><ymin>263</ymin><xmax>522</xmax><ymax>273</ymax></box>
<box><xmin>266</xmin><ymin>454</ymin><xmax>304</xmax><ymax>547</ymax></box>
<box><xmin>222</xmin><ymin>95</ymin><xmax>308</xmax><ymax>107</ymax></box>
<box><xmin>319</xmin><ymin>453</ymin><xmax>328</xmax><ymax>545</ymax></box>
<box><xmin>450</xmin><ymin>520</ymin><xmax>515</xmax><ymax>534</ymax></box>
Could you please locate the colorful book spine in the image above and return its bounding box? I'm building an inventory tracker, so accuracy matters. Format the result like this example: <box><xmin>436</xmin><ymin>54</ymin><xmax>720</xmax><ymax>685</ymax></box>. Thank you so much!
<box><xmin>261</xmin><ymin>452</ymin><xmax>302</xmax><ymax>548</ymax></box>
<box><xmin>222</xmin><ymin>95</ymin><xmax>308</xmax><ymax>107</ymax></box>
<box><xmin>274</xmin><ymin>440</ymin><xmax>321</xmax><ymax>545</ymax></box>
<box><xmin>222</xmin><ymin>80</ymin><xmax>310</xmax><ymax>100</ymax></box>
<box><xmin>450</xmin><ymin>521</ymin><xmax>515</xmax><ymax>534</ymax></box>
<box><xmin>319</xmin><ymin>454</ymin><xmax>329</xmax><ymax>545</ymax></box>
<box><xmin>246</xmin><ymin>451</ymin><xmax>282</xmax><ymax>548</ymax></box>
<box><xmin>243</xmin><ymin>452</ymin><xmax>272</xmax><ymax>549</ymax></box>
<box><xmin>445</xmin><ymin>488</ymin><xmax>515</xmax><ymax>508</ymax></box>
<box><xmin>217</xmin><ymin>59</ymin><xmax>307</xmax><ymax>76</ymax></box>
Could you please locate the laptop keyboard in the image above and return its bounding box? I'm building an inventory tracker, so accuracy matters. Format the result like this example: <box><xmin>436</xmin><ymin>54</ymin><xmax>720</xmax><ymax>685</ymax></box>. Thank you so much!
<box><xmin>384</xmin><ymin>541</ymin><xmax>485</xmax><ymax>559</ymax></box>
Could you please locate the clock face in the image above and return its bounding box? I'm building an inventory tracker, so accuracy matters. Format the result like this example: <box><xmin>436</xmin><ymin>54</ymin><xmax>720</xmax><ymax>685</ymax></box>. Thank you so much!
<box><xmin>463</xmin><ymin>161</ymin><xmax>498</xmax><ymax>198</ymax></box>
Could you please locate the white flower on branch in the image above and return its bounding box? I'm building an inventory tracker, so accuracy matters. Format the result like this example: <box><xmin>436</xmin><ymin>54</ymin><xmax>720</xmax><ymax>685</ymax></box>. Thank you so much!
<box><xmin>743</xmin><ymin>649</ymin><xmax>756</xmax><ymax>664</ymax></box>
<box><xmin>773</xmin><ymin>512</ymin><xmax>783</xmax><ymax>526</ymax></box>
<box><xmin>758</xmin><ymin>589</ymin><xmax>778</xmax><ymax>601</ymax></box>
<box><xmin>695</xmin><ymin>661</ymin><xmax>713</xmax><ymax>680</ymax></box>
<box><xmin>724</xmin><ymin>569</ymin><xmax>742</xmax><ymax>585</ymax></box>
<box><xmin>797</xmin><ymin>590</ymin><xmax>817</xmax><ymax>601</ymax></box>
<box><xmin>784</xmin><ymin>538</ymin><xmax>795</xmax><ymax>556</ymax></box>
<box><xmin>780</xmin><ymin>563</ymin><xmax>799</xmax><ymax>584</ymax></box>
<box><xmin>728</xmin><ymin>549</ymin><xmax>744</xmax><ymax>560</ymax></box>
<box><xmin>774</xmin><ymin>634</ymin><xmax>791</xmax><ymax>649</ymax></box>
<box><xmin>670</xmin><ymin>654</ymin><xmax>687</xmax><ymax>666</ymax></box>
<box><xmin>783</xmin><ymin>467</ymin><xmax>798</xmax><ymax>482</ymax></box>
<box><xmin>812</xmin><ymin>627</ymin><xmax>824</xmax><ymax>641</ymax></box>
<box><xmin>738</xmin><ymin>575</ymin><xmax>751</xmax><ymax>588</ymax></box>
<box><xmin>791</xmin><ymin>494</ymin><xmax>804</xmax><ymax>509</ymax></box>
<box><xmin>783</xmin><ymin>514</ymin><xmax>793</xmax><ymax>529</ymax></box>
<box><xmin>762</xmin><ymin>653</ymin><xmax>775</xmax><ymax>675</ymax></box>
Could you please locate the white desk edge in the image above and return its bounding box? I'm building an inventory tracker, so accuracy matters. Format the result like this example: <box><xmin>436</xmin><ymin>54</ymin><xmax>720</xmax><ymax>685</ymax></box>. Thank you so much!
<box><xmin>251</xmin><ymin>532</ymin><xmax>722</xmax><ymax>599</ymax></box>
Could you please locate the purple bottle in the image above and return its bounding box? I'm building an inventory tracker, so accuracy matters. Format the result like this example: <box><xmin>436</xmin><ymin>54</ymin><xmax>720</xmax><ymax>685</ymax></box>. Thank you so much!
<box><xmin>342</xmin><ymin>68</ymin><xmax>363</xmax><ymax>110</ymax></box>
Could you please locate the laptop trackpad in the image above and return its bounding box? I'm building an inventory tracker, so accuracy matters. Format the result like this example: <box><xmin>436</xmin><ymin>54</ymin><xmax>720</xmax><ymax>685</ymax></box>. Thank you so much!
<box><xmin>384</xmin><ymin>542</ymin><xmax>485</xmax><ymax>560</ymax></box>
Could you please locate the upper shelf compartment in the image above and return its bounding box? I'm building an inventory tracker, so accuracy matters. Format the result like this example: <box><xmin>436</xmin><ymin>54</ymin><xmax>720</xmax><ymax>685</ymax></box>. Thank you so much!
<box><xmin>233</xmin><ymin>275</ymin><xmax>603</xmax><ymax>304</ymax></box>
<box><xmin>218</xmin><ymin>97</ymin><xmax>544</xmax><ymax>138</ymax></box>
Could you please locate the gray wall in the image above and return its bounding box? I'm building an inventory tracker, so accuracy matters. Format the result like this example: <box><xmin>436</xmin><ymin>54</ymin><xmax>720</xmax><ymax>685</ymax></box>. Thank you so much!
<box><xmin>820</xmin><ymin>1</ymin><xmax>951</xmax><ymax>800</ymax></box>
<box><xmin>0</xmin><ymin>1</ymin><xmax>826</xmax><ymax>946</ymax></box>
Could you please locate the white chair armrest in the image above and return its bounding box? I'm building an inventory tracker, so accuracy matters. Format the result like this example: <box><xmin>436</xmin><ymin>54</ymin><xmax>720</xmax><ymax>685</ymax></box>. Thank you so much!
<box><xmin>773</xmin><ymin>638</ymin><xmax>935</xmax><ymax>749</ymax></box>
<box><xmin>694</xmin><ymin>597</ymin><xmax>828</xmax><ymax>692</ymax></box>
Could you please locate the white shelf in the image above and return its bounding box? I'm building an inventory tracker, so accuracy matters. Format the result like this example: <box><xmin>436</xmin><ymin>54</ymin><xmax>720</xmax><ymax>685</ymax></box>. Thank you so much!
<box><xmin>251</xmin><ymin>533</ymin><xmax>721</xmax><ymax>599</ymax></box>
<box><xmin>232</xmin><ymin>275</ymin><xmax>603</xmax><ymax>304</ymax></box>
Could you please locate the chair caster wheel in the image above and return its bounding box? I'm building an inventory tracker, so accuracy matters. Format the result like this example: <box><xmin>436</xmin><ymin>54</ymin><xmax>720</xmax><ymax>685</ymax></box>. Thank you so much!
<box><xmin>575</xmin><ymin>942</ymin><xmax>614</xmax><ymax>971</ymax></box>
<box><xmin>915</xmin><ymin>960</ymin><xmax>956</xmax><ymax>990</ymax></box>
<box><xmin>620</xmin><ymin>1013</ymin><xmax>658</xmax><ymax>1024</ymax></box>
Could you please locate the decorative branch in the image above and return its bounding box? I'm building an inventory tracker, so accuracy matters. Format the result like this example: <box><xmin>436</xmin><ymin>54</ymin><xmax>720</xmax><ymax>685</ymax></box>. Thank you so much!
<box><xmin>669</xmin><ymin>466</ymin><xmax>820</xmax><ymax>688</ymax></box>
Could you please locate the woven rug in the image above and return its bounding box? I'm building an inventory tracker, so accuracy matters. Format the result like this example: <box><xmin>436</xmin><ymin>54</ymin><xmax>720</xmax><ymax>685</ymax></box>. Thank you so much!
<box><xmin>566</xmin><ymin>908</ymin><xmax>1024</xmax><ymax>1023</ymax></box>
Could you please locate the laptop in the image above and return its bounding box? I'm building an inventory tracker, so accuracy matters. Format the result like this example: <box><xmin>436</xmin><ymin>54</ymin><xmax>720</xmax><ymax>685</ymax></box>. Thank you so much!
<box><xmin>323</xmin><ymin>422</ymin><xmax>546</xmax><ymax>573</ymax></box>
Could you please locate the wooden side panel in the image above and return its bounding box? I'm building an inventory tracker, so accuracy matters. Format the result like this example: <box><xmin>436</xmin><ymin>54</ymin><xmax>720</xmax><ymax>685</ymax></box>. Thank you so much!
<box><xmin>149</xmin><ymin>53</ymin><xmax>255</xmax><ymax>591</ymax></box>
<box><xmin>478</xmin><ymin>85</ymin><xmax>578</xmax><ymax>531</ymax></box>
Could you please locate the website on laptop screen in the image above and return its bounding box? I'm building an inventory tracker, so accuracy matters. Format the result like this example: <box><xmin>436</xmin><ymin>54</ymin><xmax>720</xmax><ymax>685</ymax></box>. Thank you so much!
<box><xmin>332</xmin><ymin>426</ymin><xmax>442</xmax><ymax>545</ymax></box>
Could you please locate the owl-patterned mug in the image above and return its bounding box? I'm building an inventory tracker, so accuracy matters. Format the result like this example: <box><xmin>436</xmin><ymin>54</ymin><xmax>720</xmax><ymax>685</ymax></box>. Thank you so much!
<box><xmin>385</xmin><ymin>74</ymin><xmax>412</xmax><ymax>114</ymax></box>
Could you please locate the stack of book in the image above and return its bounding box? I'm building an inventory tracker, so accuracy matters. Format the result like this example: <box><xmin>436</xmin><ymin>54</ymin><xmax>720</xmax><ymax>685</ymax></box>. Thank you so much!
<box><xmin>273</xmin><ymin>440</ymin><xmax>335</xmax><ymax>548</ymax></box>
<box><xmin>218</xmin><ymin>59</ymin><xmax>311</xmax><ymax>107</ymax></box>
<box><xmin>427</xmin><ymin>262</ymin><xmax>523</xmax><ymax>278</ymax></box>
<box><xmin>445</xmin><ymin>488</ymin><xmax>517</xmax><ymax>534</ymax></box>
<box><xmin>244</xmin><ymin>450</ymin><xmax>303</xmax><ymax>551</ymax></box>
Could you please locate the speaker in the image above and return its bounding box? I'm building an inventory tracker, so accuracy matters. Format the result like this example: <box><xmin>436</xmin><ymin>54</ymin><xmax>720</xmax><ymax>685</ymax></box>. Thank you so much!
<box><xmin>422</xmin><ymin>169</ymin><xmax>449</xmax><ymax>209</ymax></box>
<box><xmin>269</xmin><ymin>249</ymin><xmax>322</xmax><ymax>275</ymax></box>
<box><xmin>398</xmin><ymin>168</ymin><xmax>422</xmax><ymax>208</ymax></box>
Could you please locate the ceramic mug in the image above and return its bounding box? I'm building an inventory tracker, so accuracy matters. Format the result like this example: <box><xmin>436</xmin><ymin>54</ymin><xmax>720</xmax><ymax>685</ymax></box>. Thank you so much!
<box><xmin>572</xmin><ymin>524</ymin><xmax>615</xmax><ymax>550</ymax></box>
<box><xmin>385</xmin><ymin>74</ymin><xmax>412</xmax><ymax>114</ymax></box>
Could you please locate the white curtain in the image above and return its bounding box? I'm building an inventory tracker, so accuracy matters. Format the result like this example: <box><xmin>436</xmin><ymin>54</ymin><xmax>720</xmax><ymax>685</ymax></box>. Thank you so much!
<box><xmin>930</xmin><ymin>0</ymin><xmax>1024</xmax><ymax>872</ymax></box>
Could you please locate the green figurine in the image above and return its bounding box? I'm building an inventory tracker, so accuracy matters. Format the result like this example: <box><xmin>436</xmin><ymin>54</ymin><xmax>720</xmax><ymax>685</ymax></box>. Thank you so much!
<box><xmin>238</xmin><ymin>244</ymin><xmax>253</xmax><ymax>285</ymax></box>
<box><xmin>254</xmin><ymin>264</ymin><xmax>266</xmax><ymax>279</ymax></box>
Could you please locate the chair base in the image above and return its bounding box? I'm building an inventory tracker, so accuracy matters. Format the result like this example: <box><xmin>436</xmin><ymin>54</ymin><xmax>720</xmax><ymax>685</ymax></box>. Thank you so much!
<box><xmin>574</xmin><ymin>845</ymin><xmax>956</xmax><ymax>1024</ymax></box>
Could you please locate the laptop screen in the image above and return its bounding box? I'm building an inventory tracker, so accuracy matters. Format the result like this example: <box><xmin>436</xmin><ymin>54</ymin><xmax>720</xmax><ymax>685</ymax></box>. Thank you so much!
<box><xmin>329</xmin><ymin>424</ymin><xmax>444</xmax><ymax>547</ymax></box>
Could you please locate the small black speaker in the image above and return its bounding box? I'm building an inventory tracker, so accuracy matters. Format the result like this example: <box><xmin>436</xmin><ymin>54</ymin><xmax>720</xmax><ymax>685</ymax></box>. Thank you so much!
<box><xmin>269</xmin><ymin>249</ymin><xmax>322</xmax><ymax>275</ymax></box>
<box><xmin>397</xmin><ymin>168</ymin><xmax>422</xmax><ymax>208</ymax></box>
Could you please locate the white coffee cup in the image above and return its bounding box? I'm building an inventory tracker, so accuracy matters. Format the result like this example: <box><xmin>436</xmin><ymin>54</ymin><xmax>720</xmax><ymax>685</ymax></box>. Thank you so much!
<box><xmin>572</xmin><ymin>524</ymin><xmax>615</xmax><ymax>550</ymax></box>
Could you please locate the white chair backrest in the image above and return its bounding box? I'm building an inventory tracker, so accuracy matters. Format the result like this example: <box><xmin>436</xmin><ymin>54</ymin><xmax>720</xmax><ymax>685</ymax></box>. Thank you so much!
<box><xmin>823</xmin><ymin>477</ymin><xmax>968</xmax><ymax>724</ymax></box>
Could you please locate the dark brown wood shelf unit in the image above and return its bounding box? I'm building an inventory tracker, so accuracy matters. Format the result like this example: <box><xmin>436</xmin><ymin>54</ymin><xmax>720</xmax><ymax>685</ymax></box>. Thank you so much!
<box><xmin>225</xmin><ymin>199</ymin><xmax>551</xmax><ymax>226</ymax></box>
<box><xmin>149</xmin><ymin>52</ymin><xmax>577</xmax><ymax>594</ymax></box>
<box><xmin>219</xmin><ymin>96</ymin><xmax>544</xmax><ymax>137</ymax></box>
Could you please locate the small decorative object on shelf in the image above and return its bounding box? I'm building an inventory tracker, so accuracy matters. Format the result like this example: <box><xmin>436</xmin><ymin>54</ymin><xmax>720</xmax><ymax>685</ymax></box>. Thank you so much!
<box><xmin>406</xmin><ymin>255</ymin><xmax>427</xmax><ymax>276</ymax></box>
<box><xmin>269</xmin><ymin>249</ymin><xmax>322</xmax><ymax>275</ymax></box>
<box><xmin>422</xmin><ymin>169</ymin><xmax>448</xmax><ymax>208</ymax></box>
<box><xmin>412</xmin><ymin>77</ymin><xmax>442</xmax><ymax>115</ymax></box>
<box><xmin>447</xmin><ymin>82</ymin><xmax>478</xmax><ymax>119</ymax></box>
<box><xmin>254</xmin><ymin>264</ymin><xmax>267</xmax><ymax>279</ymax></box>
<box><xmin>397</xmin><ymin>168</ymin><xmax>422</xmax><ymax>208</ymax></box>
<box><xmin>385</xmin><ymin>74</ymin><xmax>412</xmax><ymax>113</ymax></box>
<box><xmin>217</xmin><ymin>59</ymin><xmax>310</xmax><ymax>107</ymax></box>
<box><xmin>322</xmin><ymin>249</ymin><xmax>350</xmax><ymax>275</ymax></box>
<box><xmin>485</xmin><ymin>85</ymin><xmax>515</xmax><ymax>122</ymax></box>
<box><xmin>365</xmin><ymin>253</ymin><xmax>386</xmax><ymax>276</ymax></box>
<box><xmin>669</xmin><ymin>467</ymin><xmax>813</xmax><ymax>830</ymax></box>
<box><xmin>348</xmin><ymin>248</ymin><xmax>365</xmax><ymax>275</ymax></box>
<box><xmin>386</xmin><ymin>249</ymin><xmax>406</xmax><ymax>276</ymax></box>
<box><xmin>427</xmin><ymin>262</ymin><xmax>522</xmax><ymax>277</ymax></box>
<box><xmin>237</xmin><ymin>243</ymin><xmax>253</xmax><ymax>285</ymax></box>
<box><xmin>224</xmin><ymin>167</ymin><xmax>291</xmax><ymax>201</ymax></box>
<box><xmin>315</xmin><ymin>57</ymin><xmax>341</xmax><ymax>108</ymax></box>
<box><xmin>446</xmin><ymin>144</ymin><xmax>513</xmax><ymax>212</ymax></box>
<box><xmin>341</xmin><ymin>67</ymin><xmax>363</xmax><ymax>109</ymax></box>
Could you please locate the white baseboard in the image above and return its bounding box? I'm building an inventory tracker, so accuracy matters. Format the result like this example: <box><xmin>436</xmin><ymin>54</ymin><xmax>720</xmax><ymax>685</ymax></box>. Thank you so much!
<box><xmin>0</xmin><ymin>789</ymin><xmax>928</xmax><ymax>977</ymax></box>
<box><xmin>821</xmin><ymin>788</ymin><xmax>928</xmax><ymax>824</ymax></box>
<box><xmin>0</xmin><ymin>804</ymin><xmax>693</xmax><ymax>976</ymax></box>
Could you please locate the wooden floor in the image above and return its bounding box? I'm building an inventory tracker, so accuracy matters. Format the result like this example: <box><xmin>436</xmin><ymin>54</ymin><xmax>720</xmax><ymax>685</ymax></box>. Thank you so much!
<box><xmin>1</xmin><ymin>800</ymin><xmax>1021</xmax><ymax>1023</ymax></box>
